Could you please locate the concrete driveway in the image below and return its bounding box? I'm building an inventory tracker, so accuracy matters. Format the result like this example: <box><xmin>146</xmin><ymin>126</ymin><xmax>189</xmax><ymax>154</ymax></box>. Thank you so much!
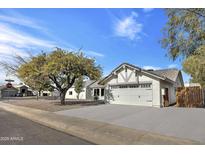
<box><xmin>56</xmin><ymin>104</ymin><xmax>205</xmax><ymax>143</ymax></box>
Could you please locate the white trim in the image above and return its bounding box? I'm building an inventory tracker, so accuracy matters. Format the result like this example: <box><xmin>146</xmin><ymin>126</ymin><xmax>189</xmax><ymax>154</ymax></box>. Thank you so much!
<box><xmin>99</xmin><ymin>63</ymin><xmax>172</xmax><ymax>85</ymax></box>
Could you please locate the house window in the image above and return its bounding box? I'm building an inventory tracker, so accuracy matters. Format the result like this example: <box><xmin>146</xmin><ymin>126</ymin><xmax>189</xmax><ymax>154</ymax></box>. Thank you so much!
<box><xmin>111</xmin><ymin>85</ymin><xmax>119</xmax><ymax>89</ymax></box>
<box><xmin>69</xmin><ymin>91</ymin><xmax>72</xmax><ymax>95</ymax></box>
<box><xmin>140</xmin><ymin>83</ymin><xmax>151</xmax><ymax>88</ymax></box>
<box><xmin>94</xmin><ymin>89</ymin><xmax>100</xmax><ymax>96</ymax></box>
<box><xmin>101</xmin><ymin>88</ymin><xmax>104</xmax><ymax>96</ymax></box>
<box><xmin>129</xmin><ymin>84</ymin><xmax>139</xmax><ymax>88</ymax></box>
<box><xmin>119</xmin><ymin>85</ymin><xmax>128</xmax><ymax>88</ymax></box>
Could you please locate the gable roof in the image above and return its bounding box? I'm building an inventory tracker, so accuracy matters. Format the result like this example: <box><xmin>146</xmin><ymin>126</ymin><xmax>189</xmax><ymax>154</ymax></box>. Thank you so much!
<box><xmin>13</xmin><ymin>84</ymin><xmax>29</xmax><ymax>89</ymax></box>
<box><xmin>99</xmin><ymin>63</ymin><xmax>179</xmax><ymax>85</ymax></box>
<box><xmin>70</xmin><ymin>80</ymin><xmax>95</xmax><ymax>88</ymax></box>
<box><xmin>150</xmin><ymin>68</ymin><xmax>180</xmax><ymax>82</ymax></box>
<box><xmin>89</xmin><ymin>80</ymin><xmax>106</xmax><ymax>88</ymax></box>
<box><xmin>84</xmin><ymin>80</ymin><xmax>96</xmax><ymax>87</ymax></box>
<box><xmin>0</xmin><ymin>85</ymin><xmax>18</xmax><ymax>91</ymax></box>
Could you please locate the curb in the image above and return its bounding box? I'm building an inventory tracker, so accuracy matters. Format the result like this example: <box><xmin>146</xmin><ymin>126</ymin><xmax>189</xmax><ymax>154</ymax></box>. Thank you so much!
<box><xmin>0</xmin><ymin>102</ymin><xmax>201</xmax><ymax>145</ymax></box>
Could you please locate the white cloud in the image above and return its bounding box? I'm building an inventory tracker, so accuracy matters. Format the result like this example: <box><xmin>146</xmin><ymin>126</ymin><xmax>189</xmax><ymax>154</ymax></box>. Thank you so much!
<box><xmin>63</xmin><ymin>46</ymin><xmax>105</xmax><ymax>58</ymax></box>
<box><xmin>143</xmin><ymin>8</ymin><xmax>154</xmax><ymax>13</ymax></box>
<box><xmin>0</xmin><ymin>14</ymin><xmax>45</xmax><ymax>30</ymax></box>
<box><xmin>0</xmin><ymin>71</ymin><xmax>21</xmax><ymax>85</ymax></box>
<box><xmin>0</xmin><ymin>23</ymin><xmax>55</xmax><ymax>48</ymax></box>
<box><xmin>143</xmin><ymin>66</ymin><xmax>161</xmax><ymax>70</ymax></box>
<box><xmin>168</xmin><ymin>64</ymin><xmax>178</xmax><ymax>68</ymax></box>
<box><xmin>0</xmin><ymin>9</ymin><xmax>57</xmax><ymax>61</ymax></box>
<box><xmin>114</xmin><ymin>11</ymin><xmax>143</xmax><ymax>40</ymax></box>
<box><xmin>0</xmin><ymin>10</ymin><xmax>74</xmax><ymax>49</ymax></box>
<box><xmin>0</xmin><ymin>10</ymin><xmax>105</xmax><ymax>84</ymax></box>
<box><xmin>0</xmin><ymin>43</ymin><xmax>29</xmax><ymax>58</ymax></box>
<box><xmin>85</xmin><ymin>50</ymin><xmax>105</xmax><ymax>57</ymax></box>
<box><xmin>0</xmin><ymin>11</ymin><xmax>57</xmax><ymax>84</ymax></box>
<box><xmin>0</xmin><ymin>22</ymin><xmax>56</xmax><ymax>59</ymax></box>
<box><xmin>131</xmin><ymin>11</ymin><xmax>138</xmax><ymax>18</ymax></box>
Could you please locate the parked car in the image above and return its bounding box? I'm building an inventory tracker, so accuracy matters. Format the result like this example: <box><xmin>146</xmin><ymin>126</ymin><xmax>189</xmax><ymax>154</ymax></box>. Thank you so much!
<box><xmin>15</xmin><ymin>93</ymin><xmax>23</xmax><ymax>97</ymax></box>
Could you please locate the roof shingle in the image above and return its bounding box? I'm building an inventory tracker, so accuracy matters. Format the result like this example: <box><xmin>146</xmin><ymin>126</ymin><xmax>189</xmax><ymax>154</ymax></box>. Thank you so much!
<box><xmin>150</xmin><ymin>68</ymin><xmax>179</xmax><ymax>82</ymax></box>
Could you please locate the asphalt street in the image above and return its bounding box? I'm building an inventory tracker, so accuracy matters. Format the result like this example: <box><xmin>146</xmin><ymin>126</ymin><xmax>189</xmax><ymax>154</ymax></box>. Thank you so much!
<box><xmin>0</xmin><ymin>109</ymin><xmax>93</xmax><ymax>145</ymax></box>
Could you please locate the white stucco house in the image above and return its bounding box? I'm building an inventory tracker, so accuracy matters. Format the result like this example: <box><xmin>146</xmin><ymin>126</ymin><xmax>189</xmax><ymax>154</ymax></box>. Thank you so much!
<box><xmin>66</xmin><ymin>63</ymin><xmax>184</xmax><ymax>107</ymax></box>
<box><xmin>65</xmin><ymin>80</ymin><xmax>95</xmax><ymax>100</ymax></box>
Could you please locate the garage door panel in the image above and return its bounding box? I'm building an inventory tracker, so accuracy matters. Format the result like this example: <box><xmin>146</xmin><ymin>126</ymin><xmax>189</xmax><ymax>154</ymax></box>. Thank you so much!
<box><xmin>112</xmin><ymin>88</ymin><xmax>151</xmax><ymax>94</ymax></box>
<box><xmin>110</xmin><ymin>84</ymin><xmax>153</xmax><ymax>106</ymax></box>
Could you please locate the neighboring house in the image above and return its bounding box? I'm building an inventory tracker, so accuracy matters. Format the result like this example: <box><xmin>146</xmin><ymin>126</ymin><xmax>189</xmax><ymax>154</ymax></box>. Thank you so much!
<box><xmin>0</xmin><ymin>85</ymin><xmax>18</xmax><ymax>98</ymax></box>
<box><xmin>41</xmin><ymin>91</ymin><xmax>52</xmax><ymax>96</ymax></box>
<box><xmin>14</xmin><ymin>84</ymin><xmax>34</xmax><ymax>96</ymax></box>
<box><xmin>40</xmin><ymin>90</ymin><xmax>59</xmax><ymax>97</ymax></box>
<box><xmin>65</xmin><ymin>80</ymin><xmax>95</xmax><ymax>99</ymax></box>
<box><xmin>0</xmin><ymin>83</ymin><xmax>35</xmax><ymax>98</ymax></box>
<box><xmin>14</xmin><ymin>84</ymin><xmax>59</xmax><ymax>97</ymax></box>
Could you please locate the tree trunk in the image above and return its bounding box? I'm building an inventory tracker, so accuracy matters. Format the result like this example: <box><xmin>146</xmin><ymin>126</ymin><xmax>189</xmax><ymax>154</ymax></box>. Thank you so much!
<box><xmin>36</xmin><ymin>93</ymin><xmax>39</xmax><ymax>101</ymax></box>
<box><xmin>36</xmin><ymin>90</ymin><xmax>41</xmax><ymax>101</ymax></box>
<box><xmin>77</xmin><ymin>93</ymin><xmax>79</xmax><ymax>100</ymax></box>
<box><xmin>60</xmin><ymin>91</ymin><xmax>66</xmax><ymax>105</ymax></box>
<box><xmin>38</xmin><ymin>90</ymin><xmax>41</xmax><ymax>97</ymax></box>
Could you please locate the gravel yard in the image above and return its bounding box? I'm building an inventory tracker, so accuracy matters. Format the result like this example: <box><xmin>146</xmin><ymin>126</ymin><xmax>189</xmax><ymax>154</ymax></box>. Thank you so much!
<box><xmin>1</xmin><ymin>97</ymin><xmax>103</xmax><ymax>112</ymax></box>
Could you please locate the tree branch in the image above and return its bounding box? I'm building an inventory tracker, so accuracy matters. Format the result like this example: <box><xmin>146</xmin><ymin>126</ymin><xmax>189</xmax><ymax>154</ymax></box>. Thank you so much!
<box><xmin>64</xmin><ymin>76</ymin><xmax>76</xmax><ymax>91</ymax></box>
<box><xmin>49</xmin><ymin>84</ymin><xmax>58</xmax><ymax>91</ymax></box>
<box><xmin>182</xmin><ymin>9</ymin><xmax>205</xmax><ymax>18</ymax></box>
<box><xmin>48</xmin><ymin>74</ymin><xmax>62</xmax><ymax>91</ymax></box>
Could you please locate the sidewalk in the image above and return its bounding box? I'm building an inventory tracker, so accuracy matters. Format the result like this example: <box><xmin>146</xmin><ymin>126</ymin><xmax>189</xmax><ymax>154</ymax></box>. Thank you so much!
<box><xmin>0</xmin><ymin>102</ymin><xmax>200</xmax><ymax>145</ymax></box>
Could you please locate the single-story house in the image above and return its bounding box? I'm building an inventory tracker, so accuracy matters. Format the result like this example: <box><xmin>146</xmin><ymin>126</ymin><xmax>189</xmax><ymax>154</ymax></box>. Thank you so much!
<box><xmin>0</xmin><ymin>83</ymin><xmax>35</xmax><ymax>98</ymax></box>
<box><xmin>0</xmin><ymin>85</ymin><xmax>18</xmax><ymax>98</ymax></box>
<box><xmin>41</xmin><ymin>91</ymin><xmax>52</xmax><ymax>96</ymax></box>
<box><xmin>65</xmin><ymin>80</ymin><xmax>95</xmax><ymax>99</ymax></box>
<box><xmin>89</xmin><ymin>80</ymin><xmax>106</xmax><ymax>100</ymax></box>
<box><xmin>66</xmin><ymin>63</ymin><xmax>184</xmax><ymax>107</ymax></box>
<box><xmin>14</xmin><ymin>84</ymin><xmax>34</xmax><ymax>96</ymax></box>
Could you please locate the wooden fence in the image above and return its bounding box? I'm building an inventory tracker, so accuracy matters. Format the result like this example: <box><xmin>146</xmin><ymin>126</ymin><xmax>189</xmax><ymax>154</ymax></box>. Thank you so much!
<box><xmin>176</xmin><ymin>87</ymin><xmax>204</xmax><ymax>107</ymax></box>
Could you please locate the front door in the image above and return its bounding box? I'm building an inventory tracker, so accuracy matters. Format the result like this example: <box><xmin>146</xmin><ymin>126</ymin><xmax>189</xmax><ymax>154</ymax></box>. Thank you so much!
<box><xmin>163</xmin><ymin>88</ymin><xmax>169</xmax><ymax>106</ymax></box>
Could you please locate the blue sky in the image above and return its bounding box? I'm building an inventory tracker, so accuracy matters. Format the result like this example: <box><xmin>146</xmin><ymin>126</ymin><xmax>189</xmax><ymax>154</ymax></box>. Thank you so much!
<box><xmin>0</xmin><ymin>8</ymin><xmax>190</xmax><ymax>84</ymax></box>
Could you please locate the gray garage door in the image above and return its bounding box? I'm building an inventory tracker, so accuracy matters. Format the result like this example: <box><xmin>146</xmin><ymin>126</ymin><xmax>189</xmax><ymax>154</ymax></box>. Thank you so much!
<box><xmin>109</xmin><ymin>83</ymin><xmax>153</xmax><ymax>106</ymax></box>
<box><xmin>2</xmin><ymin>90</ymin><xmax>17</xmax><ymax>97</ymax></box>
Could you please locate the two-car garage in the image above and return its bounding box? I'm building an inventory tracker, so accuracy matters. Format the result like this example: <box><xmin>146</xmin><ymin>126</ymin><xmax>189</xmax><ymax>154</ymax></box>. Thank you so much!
<box><xmin>98</xmin><ymin>63</ymin><xmax>182</xmax><ymax>107</ymax></box>
<box><xmin>109</xmin><ymin>83</ymin><xmax>153</xmax><ymax>106</ymax></box>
